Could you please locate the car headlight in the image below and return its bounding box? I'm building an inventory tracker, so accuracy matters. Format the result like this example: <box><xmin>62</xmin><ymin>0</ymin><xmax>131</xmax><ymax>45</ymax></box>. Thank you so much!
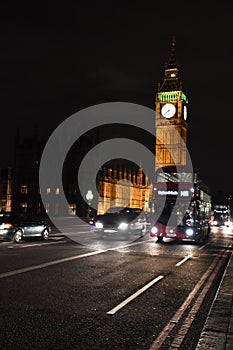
<box><xmin>95</xmin><ymin>221</ymin><xmax>103</xmax><ymax>229</ymax></box>
<box><xmin>151</xmin><ymin>226</ymin><xmax>158</xmax><ymax>234</ymax></box>
<box><xmin>118</xmin><ymin>222</ymin><xmax>128</xmax><ymax>230</ymax></box>
<box><xmin>186</xmin><ymin>228</ymin><xmax>194</xmax><ymax>236</ymax></box>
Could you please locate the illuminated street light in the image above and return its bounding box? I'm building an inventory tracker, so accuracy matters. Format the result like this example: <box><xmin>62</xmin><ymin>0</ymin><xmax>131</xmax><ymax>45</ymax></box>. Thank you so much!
<box><xmin>86</xmin><ymin>190</ymin><xmax>94</xmax><ymax>219</ymax></box>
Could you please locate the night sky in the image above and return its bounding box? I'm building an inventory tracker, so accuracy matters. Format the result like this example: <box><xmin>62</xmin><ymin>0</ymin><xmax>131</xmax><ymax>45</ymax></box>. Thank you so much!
<box><xmin>1</xmin><ymin>2</ymin><xmax>233</xmax><ymax>194</ymax></box>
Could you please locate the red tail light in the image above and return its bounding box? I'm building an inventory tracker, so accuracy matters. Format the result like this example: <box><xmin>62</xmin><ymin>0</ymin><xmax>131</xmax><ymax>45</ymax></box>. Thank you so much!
<box><xmin>3</xmin><ymin>223</ymin><xmax>14</xmax><ymax>229</ymax></box>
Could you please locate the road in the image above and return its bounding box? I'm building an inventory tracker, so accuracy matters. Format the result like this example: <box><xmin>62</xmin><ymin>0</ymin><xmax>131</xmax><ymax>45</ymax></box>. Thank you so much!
<box><xmin>0</xmin><ymin>224</ymin><xmax>232</xmax><ymax>349</ymax></box>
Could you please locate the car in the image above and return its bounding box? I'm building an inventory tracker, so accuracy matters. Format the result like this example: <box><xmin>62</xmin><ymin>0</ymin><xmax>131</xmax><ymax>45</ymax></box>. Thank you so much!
<box><xmin>88</xmin><ymin>207</ymin><xmax>146</xmax><ymax>237</ymax></box>
<box><xmin>0</xmin><ymin>214</ymin><xmax>51</xmax><ymax>243</ymax></box>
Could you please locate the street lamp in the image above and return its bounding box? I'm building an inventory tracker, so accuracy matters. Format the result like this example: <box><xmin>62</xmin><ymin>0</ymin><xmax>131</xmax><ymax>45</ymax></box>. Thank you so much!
<box><xmin>86</xmin><ymin>190</ymin><xmax>94</xmax><ymax>219</ymax></box>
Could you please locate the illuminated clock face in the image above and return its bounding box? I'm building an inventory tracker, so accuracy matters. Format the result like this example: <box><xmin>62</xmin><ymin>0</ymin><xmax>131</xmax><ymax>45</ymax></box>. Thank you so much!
<box><xmin>161</xmin><ymin>103</ymin><xmax>176</xmax><ymax>118</ymax></box>
<box><xmin>183</xmin><ymin>106</ymin><xmax>187</xmax><ymax>120</ymax></box>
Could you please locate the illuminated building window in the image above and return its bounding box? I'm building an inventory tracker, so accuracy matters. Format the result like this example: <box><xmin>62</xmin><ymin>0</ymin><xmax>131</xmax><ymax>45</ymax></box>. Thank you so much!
<box><xmin>20</xmin><ymin>185</ymin><xmax>28</xmax><ymax>194</ymax></box>
<box><xmin>46</xmin><ymin>188</ymin><xmax>51</xmax><ymax>194</ymax></box>
<box><xmin>55</xmin><ymin>188</ymin><xmax>60</xmax><ymax>195</ymax></box>
<box><xmin>20</xmin><ymin>202</ymin><xmax>27</xmax><ymax>213</ymax></box>
<box><xmin>68</xmin><ymin>203</ymin><xmax>76</xmax><ymax>215</ymax></box>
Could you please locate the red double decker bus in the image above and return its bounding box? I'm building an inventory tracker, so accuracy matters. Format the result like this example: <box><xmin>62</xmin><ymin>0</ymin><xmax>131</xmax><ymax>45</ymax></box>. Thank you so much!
<box><xmin>150</xmin><ymin>166</ymin><xmax>211</xmax><ymax>244</ymax></box>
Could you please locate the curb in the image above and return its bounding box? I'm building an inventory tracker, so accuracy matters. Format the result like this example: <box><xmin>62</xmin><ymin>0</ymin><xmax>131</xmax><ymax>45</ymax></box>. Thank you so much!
<box><xmin>196</xmin><ymin>252</ymin><xmax>233</xmax><ymax>349</ymax></box>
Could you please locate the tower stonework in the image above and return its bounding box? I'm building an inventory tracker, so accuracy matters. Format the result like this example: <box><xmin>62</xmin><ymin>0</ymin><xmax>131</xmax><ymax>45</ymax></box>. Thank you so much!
<box><xmin>155</xmin><ymin>37</ymin><xmax>188</xmax><ymax>170</ymax></box>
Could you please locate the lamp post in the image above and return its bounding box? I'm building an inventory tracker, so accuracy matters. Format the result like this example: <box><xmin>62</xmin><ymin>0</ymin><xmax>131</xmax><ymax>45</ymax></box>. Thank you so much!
<box><xmin>86</xmin><ymin>190</ymin><xmax>94</xmax><ymax>219</ymax></box>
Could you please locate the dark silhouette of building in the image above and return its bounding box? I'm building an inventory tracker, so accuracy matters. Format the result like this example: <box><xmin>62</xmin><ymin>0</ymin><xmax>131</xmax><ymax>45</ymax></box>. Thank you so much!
<box><xmin>12</xmin><ymin>128</ymin><xmax>44</xmax><ymax>215</ymax></box>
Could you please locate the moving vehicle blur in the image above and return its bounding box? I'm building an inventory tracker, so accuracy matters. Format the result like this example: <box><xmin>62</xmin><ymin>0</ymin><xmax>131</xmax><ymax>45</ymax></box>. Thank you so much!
<box><xmin>88</xmin><ymin>207</ymin><xmax>146</xmax><ymax>237</ymax></box>
<box><xmin>211</xmin><ymin>204</ymin><xmax>231</xmax><ymax>226</ymax></box>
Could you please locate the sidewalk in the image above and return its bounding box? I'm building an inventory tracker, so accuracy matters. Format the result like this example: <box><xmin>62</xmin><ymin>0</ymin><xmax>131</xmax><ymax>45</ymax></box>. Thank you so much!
<box><xmin>196</xmin><ymin>251</ymin><xmax>233</xmax><ymax>349</ymax></box>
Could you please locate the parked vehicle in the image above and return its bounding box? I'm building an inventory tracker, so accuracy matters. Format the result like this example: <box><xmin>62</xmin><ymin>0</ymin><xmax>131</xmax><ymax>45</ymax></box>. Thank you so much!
<box><xmin>89</xmin><ymin>207</ymin><xmax>146</xmax><ymax>237</ymax></box>
<box><xmin>0</xmin><ymin>214</ymin><xmax>51</xmax><ymax>243</ymax></box>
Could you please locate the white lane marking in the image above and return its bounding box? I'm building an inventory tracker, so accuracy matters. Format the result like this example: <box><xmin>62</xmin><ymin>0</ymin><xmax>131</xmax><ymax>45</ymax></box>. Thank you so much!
<box><xmin>106</xmin><ymin>275</ymin><xmax>164</xmax><ymax>315</ymax></box>
<box><xmin>170</xmin><ymin>249</ymin><xmax>229</xmax><ymax>348</ymax></box>
<box><xmin>175</xmin><ymin>241</ymin><xmax>212</xmax><ymax>266</ymax></box>
<box><xmin>149</xmin><ymin>248</ymin><xmax>226</xmax><ymax>350</ymax></box>
<box><xmin>175</xmin><ymin>254</ymin><xmax>193</xmax><ymax>266</ymax></box>
<box><xmin>0</xmin><ymin>250</ymin><xmax>107</xmax><ymax>279</ymax></box>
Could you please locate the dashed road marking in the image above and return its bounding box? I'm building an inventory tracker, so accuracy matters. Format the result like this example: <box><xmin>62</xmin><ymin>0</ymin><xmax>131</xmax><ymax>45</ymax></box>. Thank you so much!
<box><xmin>106</xmin><ymin>275</ymin><xmax>164</xmax><ymax>315</ymax></box>
<box><xmin>175</xmin><ymin>254</ymin><xmax>193</xmax><ymax>266</ymax></box>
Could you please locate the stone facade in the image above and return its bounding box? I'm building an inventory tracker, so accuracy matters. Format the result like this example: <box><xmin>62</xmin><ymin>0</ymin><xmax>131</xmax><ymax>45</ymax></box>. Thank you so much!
<box><xmin>97</xmin><ymin>166</ymin><xmax>152</xmax><ymax>215</ymax></box>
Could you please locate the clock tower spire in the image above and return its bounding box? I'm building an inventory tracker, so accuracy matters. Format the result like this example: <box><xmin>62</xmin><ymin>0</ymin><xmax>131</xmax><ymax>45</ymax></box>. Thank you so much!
<box><xmin>166</xmin><ymin>35</ymin><xmax>176</xmax><ymax>68</ymax></box>
<box><xmin>155</xmin><ymin>36</ymin><xmax>189</xmax><ymax>170</ymax></box>
<box><xmin>159</xmin><ymin>35</ymin><xmax>182</xmax><ymax>92</ymax></box>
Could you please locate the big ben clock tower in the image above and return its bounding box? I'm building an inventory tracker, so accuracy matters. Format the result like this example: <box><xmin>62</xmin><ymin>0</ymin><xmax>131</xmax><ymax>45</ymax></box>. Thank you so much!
<box><xmin>155</xmin><ymin>37</ymin><xmax>188</xmax><ymax>170</ymax></box>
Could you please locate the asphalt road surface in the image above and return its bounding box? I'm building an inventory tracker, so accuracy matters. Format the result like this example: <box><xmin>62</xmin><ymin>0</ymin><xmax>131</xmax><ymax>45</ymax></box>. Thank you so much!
<box><xmin>0</xmin><ymin>224</ymin><xmax>232</xmax><ymax>349</ymax></box>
